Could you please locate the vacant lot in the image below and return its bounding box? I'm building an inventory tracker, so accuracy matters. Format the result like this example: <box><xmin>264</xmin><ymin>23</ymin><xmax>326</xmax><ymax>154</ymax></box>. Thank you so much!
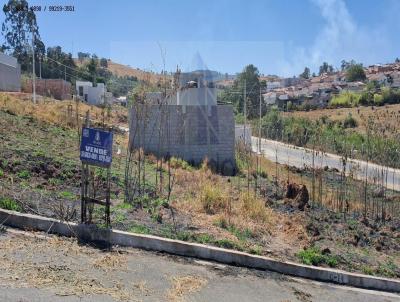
<box><xmin>0</xmin><ymin>94</ymin><xmax>399</xmax><ymax>279</ymax></box>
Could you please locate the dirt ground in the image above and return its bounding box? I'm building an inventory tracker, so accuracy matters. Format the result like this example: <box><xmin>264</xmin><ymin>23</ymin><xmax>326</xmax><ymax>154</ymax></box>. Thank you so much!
<box><xmin>0</xmin><ymin>228</ymin><xmax>399</xmax><ymax>302</ymax></box>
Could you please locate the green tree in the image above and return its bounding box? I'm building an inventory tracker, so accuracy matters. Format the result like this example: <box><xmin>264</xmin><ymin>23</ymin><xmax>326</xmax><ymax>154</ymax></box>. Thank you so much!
<box><xmin>346</xmin><ymin>63</ymin><xmax>366</xmax><ymax>82</ymax></box>
<box><xmin>1</xmin><ymin>0</ymin><xmax>45</xmax><ymax>71</ymax></box>
<box><xmin>77</xmin><ymin>51</ymin><xmax>90</xmax><ymax>63</ymax></box>
<box><xmin>219</xmin><ymin>64</ymin><xmax>264</xmax><ymax>118</ymax></box>
<box><xmin>100</xmin><ymin>57</ymin><xmax>108</xmax><ymax>68</ymax></box>
<box><xmin>318</xmin><ymin>62</ymin><xmax>334</xmax><ymax>75</ymax></box>
<box><xmin>87</xmin><ymin>55</ymin><xmax>98</xmax><ymax>84</ymax></box>
<box><xmin>41</xmin><ymin>46</ymin><xmax>77</xmax><ymax>81</ymax></box>
<box><xmin>299</xmin><ymin>67</ymin><xmax>310</xmax><ymax>79</ymax></box>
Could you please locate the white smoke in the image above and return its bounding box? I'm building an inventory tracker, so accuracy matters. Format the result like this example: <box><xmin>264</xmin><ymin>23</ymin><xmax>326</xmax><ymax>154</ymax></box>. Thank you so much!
<box><xmin>279</xmin><ymin>0</ymin><xmax>391</xmax><ymax>76</ymax></box>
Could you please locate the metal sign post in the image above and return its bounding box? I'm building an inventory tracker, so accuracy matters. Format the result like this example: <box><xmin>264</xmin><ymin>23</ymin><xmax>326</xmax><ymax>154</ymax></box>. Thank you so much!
<box><xmin>79</xmin><ymin>117</ymin><xmax>113</xmax><ymax>227</ymax></box>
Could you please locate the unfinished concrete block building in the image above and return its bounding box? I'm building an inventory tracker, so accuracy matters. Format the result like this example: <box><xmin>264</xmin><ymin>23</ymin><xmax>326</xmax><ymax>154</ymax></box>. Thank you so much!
<box><xmin>129</xmin><ymin>71</ymin><xmax>235</xmax><ymax>175</ymax></box>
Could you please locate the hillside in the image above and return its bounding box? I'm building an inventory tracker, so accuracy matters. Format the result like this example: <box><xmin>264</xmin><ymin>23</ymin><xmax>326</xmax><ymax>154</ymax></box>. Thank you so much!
<box><xmin>74</xmin><ymin>58</ymin><xmax>168</xmax><ymax>84</ymax></box>
<box><xmin>106</xmin><ymin>60</ymin><xmax>167</xmax><ymax>84</ymax></box>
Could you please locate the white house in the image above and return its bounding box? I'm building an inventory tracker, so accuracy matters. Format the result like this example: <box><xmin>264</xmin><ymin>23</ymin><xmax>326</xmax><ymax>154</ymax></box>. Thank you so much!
<box><xmin>76</xmin><ymin>81</ymin><xmax>111</xmax><ymax>105</ymax></box>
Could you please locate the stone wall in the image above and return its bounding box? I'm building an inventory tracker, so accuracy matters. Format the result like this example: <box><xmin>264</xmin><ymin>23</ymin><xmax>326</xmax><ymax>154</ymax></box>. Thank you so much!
<box><xmin>129</xmin><ymin>104</ymin><xmax>235</xmax><ymax>174</ymax></box>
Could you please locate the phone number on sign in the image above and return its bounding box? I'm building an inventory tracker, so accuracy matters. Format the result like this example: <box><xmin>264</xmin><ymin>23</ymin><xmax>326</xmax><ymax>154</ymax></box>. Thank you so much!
<box><xmin>29</xmin><ymin>5</ymin><xmax>75</xmax><ymax>12</ymax></box>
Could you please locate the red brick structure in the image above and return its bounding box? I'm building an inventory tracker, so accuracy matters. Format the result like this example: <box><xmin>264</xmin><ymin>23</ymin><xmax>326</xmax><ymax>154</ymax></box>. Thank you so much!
<box><xmin>22</xmin><ymin>79</ymin><xmax>72</xmax><ymax>100</ymax></box>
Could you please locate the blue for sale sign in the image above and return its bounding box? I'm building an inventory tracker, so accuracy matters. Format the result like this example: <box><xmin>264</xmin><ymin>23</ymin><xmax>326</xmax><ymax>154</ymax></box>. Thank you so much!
<box><xmin>80</xmin><ymin>127</ymin><xmax>113</xmax><ymax>167</ymax></box>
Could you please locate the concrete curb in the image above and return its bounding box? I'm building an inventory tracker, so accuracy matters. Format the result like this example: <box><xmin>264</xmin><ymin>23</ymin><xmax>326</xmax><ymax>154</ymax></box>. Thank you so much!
<box><xmin>1</xmin><ymin>208</ymin><xmax>399</xmax><ymax>293</ymax></box>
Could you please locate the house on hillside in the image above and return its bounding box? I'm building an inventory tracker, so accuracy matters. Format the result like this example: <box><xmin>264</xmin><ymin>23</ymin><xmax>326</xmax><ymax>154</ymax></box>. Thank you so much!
<box><xmin>0</xmin><ymin>53</ymin><xmax>21</xmax><ymax>92</ymax></box>
<box><xmin>76</xmin><ymin>81</ymin><xmax>112</xmax><ymax>105</ymax></box>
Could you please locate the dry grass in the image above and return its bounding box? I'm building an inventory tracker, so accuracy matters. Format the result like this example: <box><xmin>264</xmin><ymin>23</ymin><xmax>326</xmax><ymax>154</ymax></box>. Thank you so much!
<box><xmin>0</xmin><ymin>234</ymin><xmax>139</xmax><ymax>301</ymax></box>
<box><xmin>0</xmin><ymin>92</ymin><xmax>128</xmax><ymax>129</ymax></box>
<box><xmin>74</xmin><ymin>58</ymin><xmax>168</xmax><ymax>85</ymax></box>
<box><xmin>92</xmin><ymin>252</ymin><xmax>128</xmax><ymax>272</ymax></box>
<box><xmin>283</xmin><ymin>103</ymin><xmax>400</xmax><ymax>137</ymax></box>
<box><xmin>166</xmin><ymin>275</ymin><xmax>207</xmax><ymax>302</ymax></box>
<box><xmin>198</xmin><ymin>181</ymin><xmax>228</xmax><ymax>214</ymax></box>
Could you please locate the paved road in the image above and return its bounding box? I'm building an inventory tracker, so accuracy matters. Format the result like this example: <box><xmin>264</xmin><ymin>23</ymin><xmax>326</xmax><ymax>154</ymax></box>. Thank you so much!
<box><xmin>0</xmin><ymin>228</ymin><xmax>399</xmax><ymax>302</ymax></box>
<box><xmin>252</xmin><ymin>136</ymin><xmax>400</xmax><ymax>191</ymax></box>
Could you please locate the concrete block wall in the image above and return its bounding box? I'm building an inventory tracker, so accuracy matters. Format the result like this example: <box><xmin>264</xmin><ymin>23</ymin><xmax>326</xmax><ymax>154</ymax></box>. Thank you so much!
<box><xmin>0</xmin><ymin>63</ymin><xmax>21</xmax><ymax>92</ymax></box>
<box><xmin>23</xmin><ymin>79</ymin><xmax>71</xmax><ymax>100</ymax></box>
<box><xmin>129</xmin><ymin>104</ymin><xmax>235</xmax><ymax>174</ymax></box>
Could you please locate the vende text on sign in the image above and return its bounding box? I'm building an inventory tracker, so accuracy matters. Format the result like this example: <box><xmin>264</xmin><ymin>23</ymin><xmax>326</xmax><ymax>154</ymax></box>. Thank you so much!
<box><xmin>80</xmin><ymin>127</ymin><xmax>113</xmax><ymax>167</ymax></box>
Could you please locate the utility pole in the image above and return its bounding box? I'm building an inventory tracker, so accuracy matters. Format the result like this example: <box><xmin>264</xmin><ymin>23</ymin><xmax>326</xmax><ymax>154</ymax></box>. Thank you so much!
<box><xmin>63</xmin><ymin>65</ymin><xmax>66</xmax><ymax>100</ymax></box>
<box><xmin>32</xmin><ymin>32</ymin><xmax>36</xmax><ymax>104</ymax></box>
<box><xmin>243</xmin><ymin>80</ymin><xmax>247</xmax><ymax>145</ymax></box>
<box><xmin>39</xmin><ymin>56</ymin><xmax>42</xmax><ymax>79</ymax></box>
<box><xmin>259</xmin><ymin>87</ymin><xmax>262</xmax><ymax>154</ymax></box>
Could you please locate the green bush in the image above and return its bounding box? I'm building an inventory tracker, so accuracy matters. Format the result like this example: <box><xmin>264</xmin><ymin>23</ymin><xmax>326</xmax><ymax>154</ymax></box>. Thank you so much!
<box><xmin>345</xmin><ymin>63</ymin><xmax>366</xmax><ymax>82</ymax></box>
<box><xmin>297</xmin><ymin>247</ymin><xmax>338</xmax><ymax>267</ymax></box>
<box><xmin>0</xmin><ymin>169</ymin><xmax>3</xmax><ymax>177</ymax></box>
<box><xmin>373</xmin><ymin>93</ymin><xmax>384</xmax><ymax>105</ymax></box>
<box><xmin>330</xmin><ymin>92</ymin><xmax>360</xmax><ymax>108</ymax></box>
<box><xmin>0</xmin><ymin>197</ymin><xmax>22</xmax><ymax>212</ymax></box>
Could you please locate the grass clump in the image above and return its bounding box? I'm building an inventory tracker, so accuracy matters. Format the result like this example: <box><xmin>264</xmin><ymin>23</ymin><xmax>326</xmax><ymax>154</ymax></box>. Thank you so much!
<box><xmin>239</xmin><ymin>193</ymin><xmax>271</xmax><ymax>224</ymax></box>
<box><xmin>169</xmin><ymin>157</ymin><xmax>193</xmax><ymax>171</ymax></box>
<box><xmin>376</xmin><ymin>260</ymin><xmax>398</xmax><ymax>278</ymax></box>
<box><xmin>198</xmin><ymin>182</ymin><xmax>226</xmax><ymax>214</ymax></box>
<box><xmin>17</xmin><ymin>170</ymin><xmax>30</xmax><ymax>179</ymax></box>
<box><xmin>58</xmin><ymin>191</ymin><xmax>75</xmax><ymax>199</ymax></box>
<box><xmin>128</xmin><ymin>224</ymin><xmax>151</xmax><ymax>234</ymax></box>
<box><xmin>0</xmin><ymin>197</ymin><xmax>22</xmax><ymax>212</ymax></box>
<box><xmin>297</xmin><ymin>246</ymin><xmax>338</xmax><ymax>267</ymax></box>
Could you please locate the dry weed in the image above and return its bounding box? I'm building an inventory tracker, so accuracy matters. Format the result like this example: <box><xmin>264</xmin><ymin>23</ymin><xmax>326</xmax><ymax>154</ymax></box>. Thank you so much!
<box><xmin>92</xmin><ymin>252</ymin><xmax>128</xmax><ymax>272</ymax></box>
<box><xmin>166</xmin><ymin>275</ymin><xmax>207</xmax><ymax>302</ymax></box>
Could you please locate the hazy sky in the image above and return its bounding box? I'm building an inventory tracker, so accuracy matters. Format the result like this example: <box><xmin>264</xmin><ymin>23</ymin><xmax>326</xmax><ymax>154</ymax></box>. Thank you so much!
<box><xmin>1</xmin><ymin>0</ymin><xmax>400</xmax><ymax>76</ymax></box>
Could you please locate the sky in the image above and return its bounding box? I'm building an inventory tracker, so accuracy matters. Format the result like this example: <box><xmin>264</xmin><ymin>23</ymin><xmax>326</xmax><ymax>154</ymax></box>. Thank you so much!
<box><xmin>1</xmin><ymin>0</ymin><xmax>400</xmax><ymax>76</ymax></box>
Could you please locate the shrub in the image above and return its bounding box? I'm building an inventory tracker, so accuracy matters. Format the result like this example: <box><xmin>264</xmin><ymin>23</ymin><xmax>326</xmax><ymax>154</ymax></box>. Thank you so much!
<box><xmin>297</xmin><ymin>247</ymin><xmax>338</xmax><ymax>267</ymax></box>
<box><xmin>342</xmin><ymin>113</ymin><xmax>358</xmax><ymax>128</ymax></box>
<box><xmin>0</xmin><ymin>197</ymin><xmax>22</xmax><ymax>212</ymax></box>
<box><xmin>345</xmin><ymin>63</ymin><xmax>366</xmax><ymax>82</ymax></box>
<box><xmin>373</xmin><ymin>93</ymin><xmax>384</xmax><ymax>106</ymax></box>
<box><xmin>0</xmin><ymin>169</ymin><xmax>3</xmax><ymax>177</ymax></box>
<box><xmin>330</xmin><ymin>92</ymin><xmax>360</xmax><ymax>108</ymax></box>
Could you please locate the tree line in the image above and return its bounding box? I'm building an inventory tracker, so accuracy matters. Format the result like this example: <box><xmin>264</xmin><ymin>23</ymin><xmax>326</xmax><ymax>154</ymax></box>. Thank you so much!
<box><xmin>1</xmin><ymin>0</ymin><xmax>137</xmax><ymax>97</ymax></box>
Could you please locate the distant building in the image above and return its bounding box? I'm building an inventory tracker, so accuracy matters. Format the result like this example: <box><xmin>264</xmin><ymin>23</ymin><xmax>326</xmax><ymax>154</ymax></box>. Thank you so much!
<box><xmin>0</xmin><ymin>53</ymin><xmax>21</xmax><ymax>92</ymax></box>
<box><xmin>266</xmin><ymin>81</ymin><xmax>281</xmax><ymax>91</ymax></box>
<box><xmin>22</xmin><ymin>78</ymin><xmax>71</xmax><ymax>100</ymax></box>
<box><xmin>76</xmin><ymin>81</ymin><xmax>112</xmax><ymax>105</ymax></box>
